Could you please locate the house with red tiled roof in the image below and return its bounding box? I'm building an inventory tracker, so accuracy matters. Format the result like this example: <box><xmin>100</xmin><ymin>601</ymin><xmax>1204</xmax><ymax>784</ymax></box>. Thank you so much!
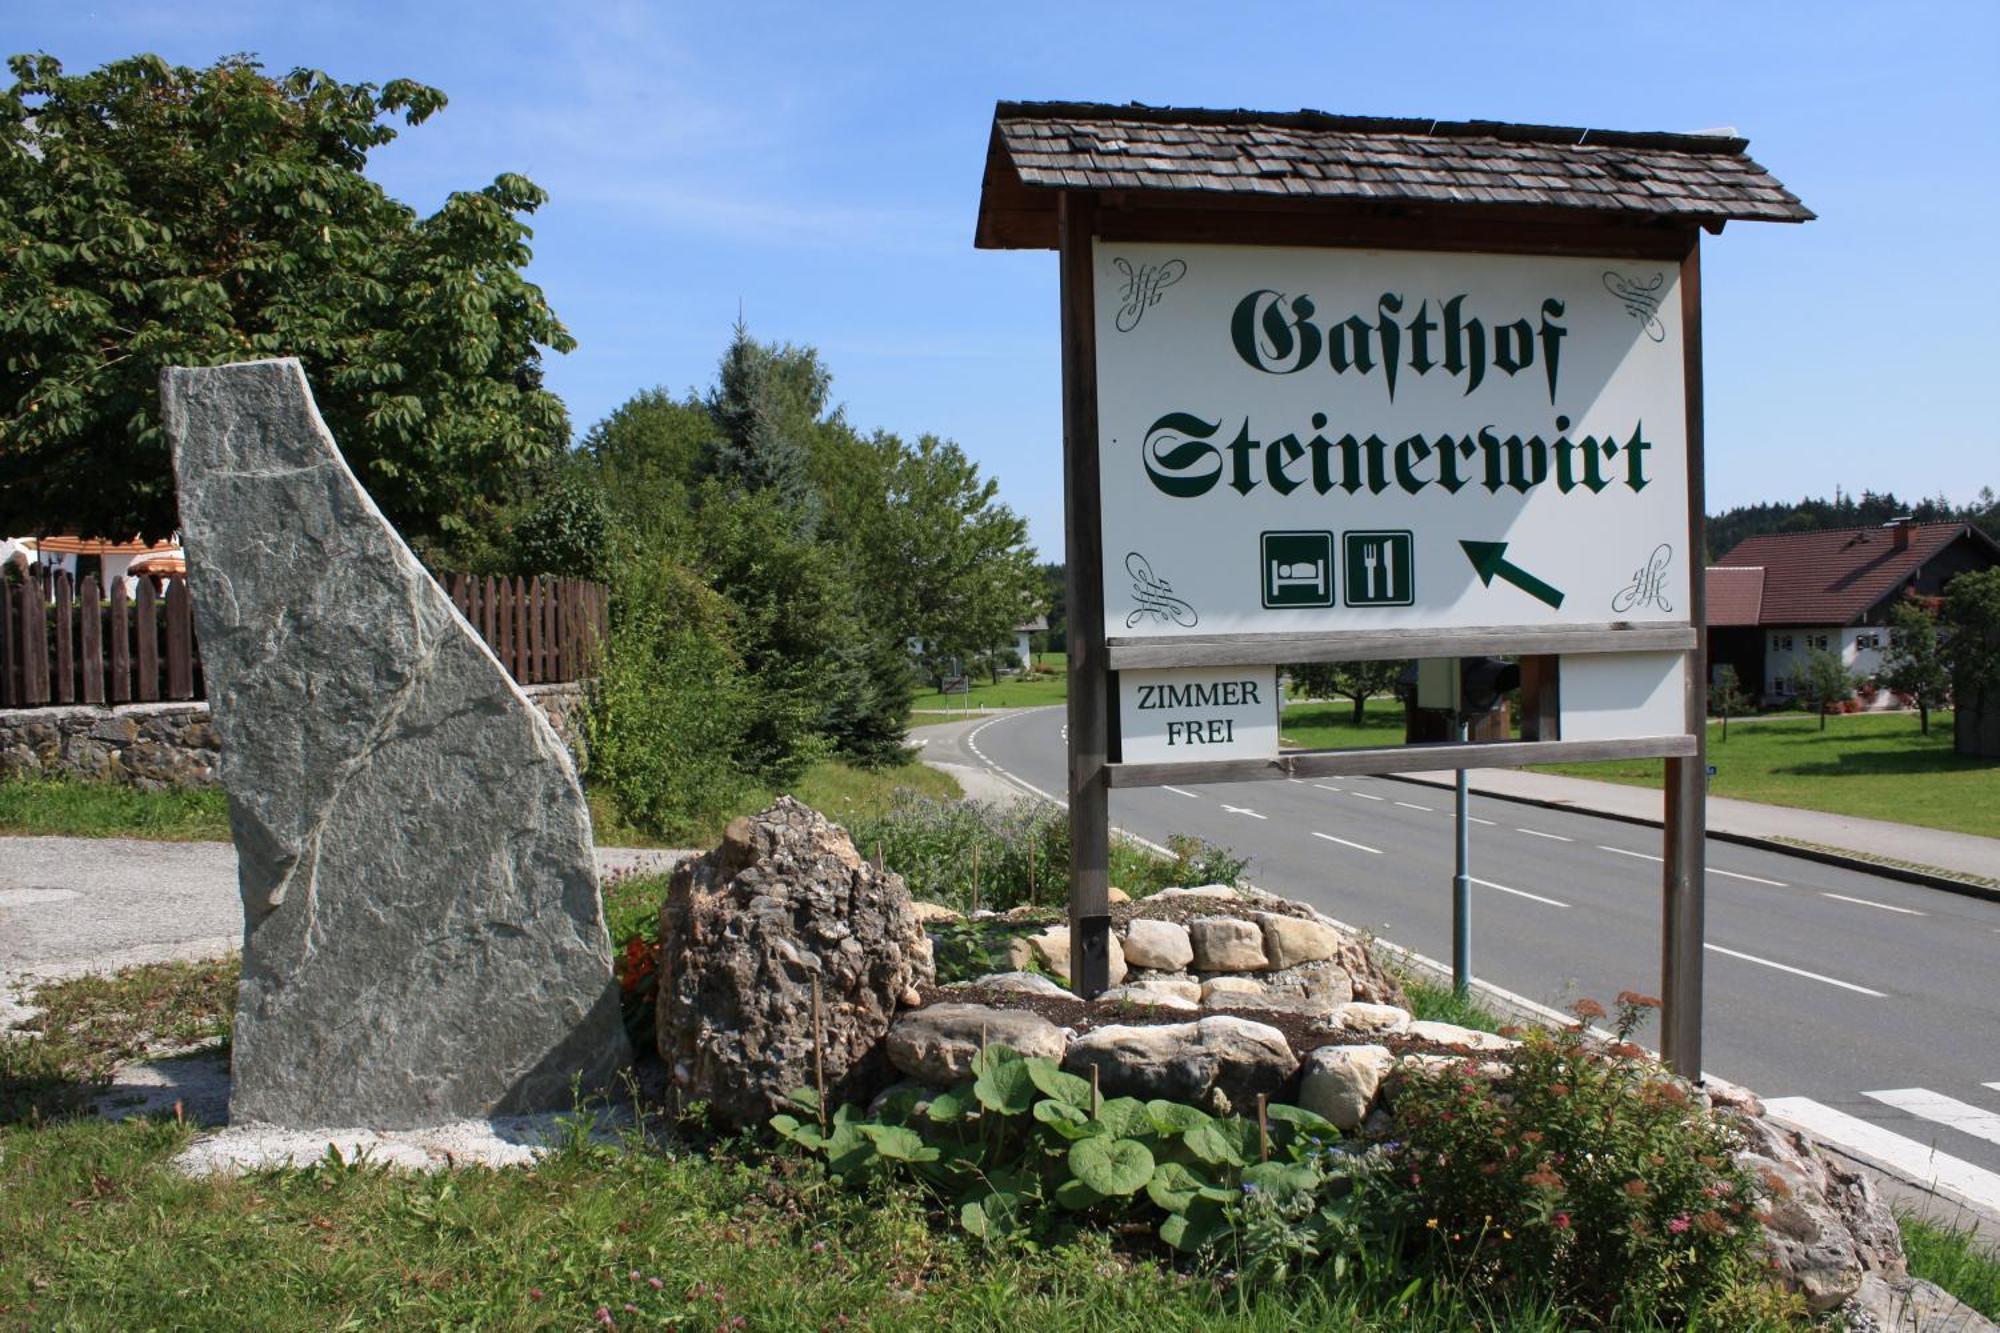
<box><xmin>1706</xmin><ymin>519</ymin><xmax>2000</xmax><ymax>702</ymax></box>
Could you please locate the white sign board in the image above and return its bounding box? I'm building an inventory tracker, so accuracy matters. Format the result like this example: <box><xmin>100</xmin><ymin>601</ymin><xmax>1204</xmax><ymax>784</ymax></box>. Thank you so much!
<box><xmin>1096</xmin><ymin>243</ymin><xmax>1689</xmax><ymax>638</ymax></box>
<box><xmin>1118</xmin><ymin>666</ymin><xmax>1278</xmax><ymax>764</ymax></box>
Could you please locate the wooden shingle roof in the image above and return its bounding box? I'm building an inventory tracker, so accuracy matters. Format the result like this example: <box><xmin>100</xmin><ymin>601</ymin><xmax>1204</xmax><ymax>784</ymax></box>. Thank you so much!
<box><xmin>977</xmin><ymin>101</ymin><xmax>1812</xmax><ymax>249</ymax></box>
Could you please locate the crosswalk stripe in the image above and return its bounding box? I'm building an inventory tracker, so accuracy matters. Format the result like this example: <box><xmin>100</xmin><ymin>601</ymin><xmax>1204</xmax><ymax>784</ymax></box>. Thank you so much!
<box><xmin>1764</xmin><ymin>1097</ymin><xmax>2000</xmax><ymax>1214</ymax></box>
<box><xmin>1863</xmin><ymin>1088</ymin><xmax>2000</xmax><ymax>1148</ymax></box>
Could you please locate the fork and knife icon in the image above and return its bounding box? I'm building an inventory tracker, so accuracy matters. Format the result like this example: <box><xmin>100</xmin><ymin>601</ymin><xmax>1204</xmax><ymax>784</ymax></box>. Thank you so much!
<box><xmin>1360</xmin><ymin>539</ymin><xmax>1395</xmax><ymax>601</ymax></box>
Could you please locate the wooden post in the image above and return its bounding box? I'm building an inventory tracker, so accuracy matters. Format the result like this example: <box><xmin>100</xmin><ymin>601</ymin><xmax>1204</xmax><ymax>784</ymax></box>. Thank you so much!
<box><xmin>164</xmin><ymin>576</ymin><xmax>194</xmax><ymax>700</ymax></box>
<box><xmin>135</xmin><ymin>579</ymin><xmax>159</xmax><ymax>702</ymax></box>
<box><xmin>1517</xmin><ymin>655</ymin><xmax>1559</xmax><ymax>742</ymax></box>
<box><xmin>482</xmin><ymin>574</ymin><xmax>499</xmax><ymax>657</ymax></box>
<box><xmin>0</xmin><ymin>579</ymin><xmax>15</xmax><ymax>707</ymax></box>
<box><xmin>1059</xmin><ymin>189</ymin><xmax>1112</xmax><ymax>998</ymax></box>
<box><xmin>22</xmin><ymin>578</ymin><xmax>49</xmax><ymax>705</ymax></box>
<box><xmin>1662</xmin><ymin>233</ymin><xmax>1708</xmax><ymax>1079</ymax></box>
<box><xmin>53</xmin><ymin>573</ymin><xmax>75</xmax><ymax>704</ymax></box>
<box><xmin>79</xmin><ymin>577</ymin><xmax>104</xmax><ymax>705</ymax></box>
<box><xmin>109</xmin><ymin>580</ymin><xmax>131</xmax><ymax>703</ymax></box>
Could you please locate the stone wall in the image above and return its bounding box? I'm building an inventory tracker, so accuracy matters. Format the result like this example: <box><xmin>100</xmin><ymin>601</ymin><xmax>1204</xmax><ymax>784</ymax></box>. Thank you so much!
<box><xmin>0</xmin><ymin>682</ymin><xmax>589</xmax><ymax>789</ymax></box>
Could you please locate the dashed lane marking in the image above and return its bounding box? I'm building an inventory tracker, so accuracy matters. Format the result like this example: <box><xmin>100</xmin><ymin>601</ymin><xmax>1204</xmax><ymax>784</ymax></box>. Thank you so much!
<box><xmin>1765</xmin><ymin>1097</ymin><xmax>2000</xmax><ymax>1214</ymax></box>
<box><xmin>1863</xmin><ymin>1088</ymin><xmax>2000</xmax><ymax>1149</ymax></box>
<box><xmin>1469</xmin><ymin>877</ymin><xmax>1569</xmax><ymax>908</ymax></box>
<box><xmin>1311</xmin><ymin>783</ymin><xmax>1343</xmax><ymax>793</ymax></box>
<box><xmin>1221</xmin><ymin>805</ymin><xmax>1267</xmax><ymax>820</ymax></box>
<box><xmin>1600</xmin><ymin>845</ymin><xmax>1660</xmax><ymax>861</ymax></box>
<box><xmin>1518</xmin><ymin>828</ymin><xmax>1573</xmax><ymax>842</ymax></box>
<box><xmin>1351</xmin><ymin>792</ymin><xmax>1385</xmax><ymax>802</ymax></box>
<box><xmin>1711</xmin><ymin>867</ymin><xmax>1788</xmax><ymax>886</ymax></box>
<box><xmin>1393</xmin><ymin>801</ymin><xmax>1434</xmax><ymax>812</ymax></box>
<box><xmin>1468</xmin><ymin>815</ymin><xmax>1498</xmax><ymax>826</ymax></box>
<box><xmin>1162</xmin><ymin>786</ymin><xmax>1201</xmax><ymax>799</ymax></box>
<box><xmin>1312</xmin><ymin>832</ymin><xmax>1382</xmax><ymax>855</ymax></box>
<box><xmin>1703</xmin><ymin>944</ymin><xmax>1886</xmax><ymax>997</ymax></box>
<box><xmin>1822</xmin><ymin>892</ymin><xmax>1925</xmax><ymax>916</ymax></box>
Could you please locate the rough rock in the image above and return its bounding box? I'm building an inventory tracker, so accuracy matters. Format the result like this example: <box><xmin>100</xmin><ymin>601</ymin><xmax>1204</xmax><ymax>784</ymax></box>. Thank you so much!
<box><xmin>1732</xmin><ymin>1112</ymin><xmax>1906</xmax><ymax>1313</ymax></box>
<box><xmin>910</xmin><ymin>901</ymin><xmax>964</xmax><ymax>925</ymax></box>
<box><xmin>1200</xmin><ymin>975</ymin><xmax>1267</xmax><ymax>1004</ymax></box>
<box><xmin>1027</xmin><ymin>926</ymin><xmax>1127</xmax><ymax>987</ymax></box>
<box><xmin>1407</xmin><ymin>1020</ymin><xmax>1520</xmax><ymax>1052</ymax></box>
<box><xmin>1189</xmin><ymin>917</ymin><xmax>1268</xmax><ymax>971</ymax></box>
<box><xmin>1298</xmin><ymin>1045</ymin><xmax>1395</xmax><ymax>1130</ymax></box>
<box><xmin>1119</xmin><ymin>975</ymin><xmax>1203</xmax><ymax>1003</ymax></box>
<box><xmin>1152</xmin><ymin>884</ymin><xmax>1244</xmax><ymax>901</ymax></box>
<box><xmin>655</xmin><ymin>798</ymin><xmax>932</xmax><ymax>1129</ymax></box>
<box><xmin>960</xmin><ymin>971</ymin><xmax>1070</xmax><ymax>997</ymax></box>
<box><xmin>1066</xmin><ymin>1015</ymin><xmax>1296</xmax><ymax>1108</ymax></box>
<box><xmin>1331</xmin><ymin>1002</ymin><xmax>1412</xmax><ymax>1035</ymax></box>
<box><xmin>1847</xmin><ymin>1274</ymin><xmax>1997</xmax><ymax>1333</ymax></box>
<box><xmin>1261</xmin><ymin>960</ymin><xmax>1356</xmax><ymax>1012</ymax></box>
<box><xmin>1003</xmin><ymin>936</ymin><xmax>1037</xmax><ymax>970</ymax></box>
<box><xmin>1121</xmin><ymin>918</ymin><xmax>1193</xmax><ymax>972</ymax></box>
<box><xmin>1097</xmin><ymin>984</ymin><xmax>1199</xmax><ymax>1013</ymax></box>
<box><xmin>1106</xmin><ymin>886</ymin><xmax>1131</xmax><ymax>904</ymax></box>
<box><xmin>164</xmin><ymin>359</ymin><xmax>626</xmax><ymax>1128</ymax></box>
<box><xmin>1254</xmin><ymin>912</ymin><xmax>1347</xmax><ymax>969</ymax></box>
<box><xmin>886</xmin><ymin>1004</ymin><xmax>1067</xmax><ymax>1083</ymax></box>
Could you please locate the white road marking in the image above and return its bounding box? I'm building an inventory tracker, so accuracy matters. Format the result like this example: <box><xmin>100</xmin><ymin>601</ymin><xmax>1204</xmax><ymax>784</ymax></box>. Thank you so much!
<box><xmin>1351</xmin><ymin>792</ymin><xmax>1385</xmax><ymax>802</ymax></box>
<box><xmin>1469</xmin><ymin>877</ymin><xmax>1569</xmax><ymax>908</ymax></box>
<box><xmin>1311</xmin><ymin>783</ymin><xmax>1343</xmax><ymax>793</ymax></box>
<box><xmin>1221</xmin><ymin>805</ymin><xmax>1267</xmax><ymax>820</ymax></box>
<box><xmin>1703</xmin><ymin>944</ymin><xmax>1886</xmax><ymax>996</ymax></box>
<box><xmin>1161</xmin><ymin>786</ymin><xmax>1202</xmax><ymax>799</ymax></box>
<box><xmin>1765</xmin><ymin>1097</ymin><xmax>2000</xmax><ymax>1214</ymax></box>
<box><xmin>1822</xmin><ymin>892</ymin><xmax>1925</xmax><ymax>916</ymax></box>
<box><xmin>1393</xmin><ymin>801</ymin><xmax>1433</xmax><ymax>812</ymax></box>
<box><xmin>1988</xmin><ymin>1083</ymin><xmax>2000</xmax><ymax>1094</ymax></box>
<box><xmin>1518</xmin><ymin>828</ymin><xmax>1572</xmax><ymax>842</ymax></box>
<box><xmin>1863</xmin><ymin>1089</ymin><xmax>2000</xmax><ymax>1148</ymax></box>
<box><xmin>1710</xmin><ymin>867</ymin><xmax>1788</xmax><ymax>886</ymax></box>
<box><xmin>0</xmin><ymin>888</ymin><xmax>80</xmax><ymax>907</ymax></box>
<box><xmin>1313</xmin><ymin>832</ymin><xmax>1382</xmax><ymax>855</ymax></box>
<box><xmin>1467</xmin><ymin>815</ymin><xmax>1497</xmax><ymax>826</ymax></box>
<box><xmin>1600</xmin><ymin>845</ymin><xmax>1662</xmax><ymax>862</ymax></box>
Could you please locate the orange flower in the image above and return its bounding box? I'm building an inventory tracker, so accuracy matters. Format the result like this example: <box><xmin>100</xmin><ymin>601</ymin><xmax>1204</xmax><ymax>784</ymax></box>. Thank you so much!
<box><xmin>1572</xmin><ymin>998</ymin><xmax>1607</xmax><ymax>1021</ymax></box>
<box><xmin>1616</xmin><ymin>990</ymin><xmax>1663</xmax><ymax>1009</ymax></box>
<box><xmin>1622</xmin><ymin>1179</ymin><xmax>1648</xmax><ymax>1197</ymax></box>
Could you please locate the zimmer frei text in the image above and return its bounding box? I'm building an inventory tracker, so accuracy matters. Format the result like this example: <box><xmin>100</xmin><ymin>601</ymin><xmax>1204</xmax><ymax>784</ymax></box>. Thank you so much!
<box><xmin>1140</xmin><ymin>287</ymin><xmax>1654</xmax><ymax>500</ymax></box>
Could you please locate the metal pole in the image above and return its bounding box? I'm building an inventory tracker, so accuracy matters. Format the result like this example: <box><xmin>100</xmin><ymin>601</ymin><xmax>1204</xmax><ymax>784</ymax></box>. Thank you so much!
<box><xmin>1453</xmin><ymin>717</ymin><xmax>1471</xmax><ymax>994</ymax></box>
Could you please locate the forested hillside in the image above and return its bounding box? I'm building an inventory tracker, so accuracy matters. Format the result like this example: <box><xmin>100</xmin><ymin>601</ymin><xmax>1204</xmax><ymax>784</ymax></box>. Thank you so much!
<box><xmin>1707</xmin><ymin>488</ymin><xmax>1998</xmax><ymax>560</ymax></box>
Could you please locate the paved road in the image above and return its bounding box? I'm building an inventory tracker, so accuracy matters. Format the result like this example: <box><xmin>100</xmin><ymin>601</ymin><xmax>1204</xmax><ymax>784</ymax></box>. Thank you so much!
<box><xmin>936</xmin><ymin>706</ymin><xmax>2000</xmax><ymax>1209</ymax></box>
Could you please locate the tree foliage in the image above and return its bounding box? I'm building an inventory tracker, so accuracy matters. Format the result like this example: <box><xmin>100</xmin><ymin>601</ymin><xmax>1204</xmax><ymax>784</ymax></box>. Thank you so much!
<box><xmin>1289</xmin><ymin>660</ymin><xmax>1406</xmax><ymax>725</ymax></box>
<box><xmin>1706</xmin><ymin>486</ymin><xmax>1999</xmax><ymax>559</ymax></box>
<box><xmin>1880</xmin><ymin>597</ymin><xmax>1950</xmax><ymax>736</ymax></box>
<box><xmin>1943</xmin><ymin>567</ymin><xmax>2000</xmax><ymax>752</ymax></box>
<box><xmin>0</xmin><ymin>53</ymin><xmax>574</xmax><ymax>551</ymax></box>
<box><xmin>1791</xmin><ymin>647</ymin><xmax>1855</xmax><ymax>731</ymax></box>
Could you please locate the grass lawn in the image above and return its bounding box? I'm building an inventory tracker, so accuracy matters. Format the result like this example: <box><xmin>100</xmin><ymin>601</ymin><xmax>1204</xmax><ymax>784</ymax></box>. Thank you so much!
<box><xmin>1278</xmin><ymin>696</ymin><xmax>1409</xmax><ymax>750</ymax></box>
<box><xmin>0</xmin><ymin>777</ymin><xmax>230</xmax><ymax>841</ymax></box>
<box><xmin>1533</xmin><ymin>710</ymin><xmax>2000</xmax><ymax>840</ymax></box>
<box><xmin>591</xmin><ymin>756</ymin><xmax>964</xmax><ymax>850</ymax></box>
<box><xmin>1898</xmin><ymin>1212</ymin><xmax>2000</xmax><ymax>1320</ymax></box>
<box><xmin>0</xmin><ymin>959</ymin><xmax>1814</xmax><ymax>1332</ymax></box>
<box><xmin>909</xmin><ymin>655</ymin><xmax>1068</xmax><ymax>713</ymax></box>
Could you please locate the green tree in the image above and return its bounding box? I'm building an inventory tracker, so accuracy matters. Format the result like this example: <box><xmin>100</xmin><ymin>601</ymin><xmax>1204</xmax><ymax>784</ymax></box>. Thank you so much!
<box><xmin>1707</xmin><ymin>664</ymin><xmax>1751</xmax><ymax>741</ymax></box>
<box><xmin>1943</xmin><ymin>567</ymin><xmax>2000</xmax><ymax>757</ymax></box>
<box><xmin>1289</xmin><ymin>660</ymin><xmax>1406</xmax><ymax>726</ymax></box>
<box><xmin>701</xmin><ymin>324</ymin><xmax>824</xmax><ymax>533</ymax></box>
<box><xmin>1792</xmin><ymin>647</ymin><xmax>1856</xmax><ymax>731</ymax></box>
<box><xmin>862</xmin><ymin>434</ymin><xmax>1041</xmax><ymax>678</ymax></box>
<box><xmin>1880</xmin><ymin>597</ymin><xmax>1950</xmax><ymax>736</ymax></box>
<box><xmin>0</xmin><ymin>53</ymin><xmax>574</xmax><ymax>552</ymax></box>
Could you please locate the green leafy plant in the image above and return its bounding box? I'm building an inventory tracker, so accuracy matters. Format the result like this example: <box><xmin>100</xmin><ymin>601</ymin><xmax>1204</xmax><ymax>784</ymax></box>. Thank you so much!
<box><xmin>770</xmin><ymin>1044</ymin><xmax>1390</xmax><ymax>1277</ymax></box>
<box><xmin>1388</xmin><ymin>994</ymin><xmax>1762</xmax><ymax>1324</ymax></box>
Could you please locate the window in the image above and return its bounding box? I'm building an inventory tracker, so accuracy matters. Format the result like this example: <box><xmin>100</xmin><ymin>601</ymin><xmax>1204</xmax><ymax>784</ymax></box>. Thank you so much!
<box><xmin>1855</xmin><ymin>633</ymin><xmax>1881</xmax><ymax>650</ymax></box>
<box><xmin>1771</xmin><ymin>634</ymin><xmax>1793</xmax><ymax>651</ymax></box>
<box><xmin>1810</xmin><ymin>634</ymin><xmax>1830</xmax><ymax>651</ymax></box>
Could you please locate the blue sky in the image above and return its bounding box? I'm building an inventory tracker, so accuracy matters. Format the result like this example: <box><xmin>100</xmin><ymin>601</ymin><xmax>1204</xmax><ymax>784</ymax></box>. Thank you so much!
<box><xmin>14</xmin><ymin>1</ymin><xmax>1998</xmax><ymax>557</ymax></box>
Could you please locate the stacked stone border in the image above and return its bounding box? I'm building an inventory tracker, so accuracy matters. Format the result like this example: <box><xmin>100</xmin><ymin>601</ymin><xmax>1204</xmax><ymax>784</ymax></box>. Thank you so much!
<box><xmin>0</xmin><ymin>683</ymin><xmax>587</xmax><ymax>790</ymax></box>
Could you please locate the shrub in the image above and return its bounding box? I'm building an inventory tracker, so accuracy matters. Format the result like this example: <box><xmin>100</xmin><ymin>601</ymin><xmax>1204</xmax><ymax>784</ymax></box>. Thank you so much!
<box><xmin>848</xmin><ymin>794</ymin><xmax>1249</xmax><ymax>913</ymax></box>
<box><xmin>1388</xmin><ymin>994</ymin><xmax>1762</xmax><ymax>1324</ymax></box>
<box><xmin>585</xmin><ymin>609</ymin><xmax>756</xmax><ymax>842</ymax></box>
<box><xmin>770</xmin><ymin>1043</ymin><xmax>1394</xmax><ymax>1278</ymax></box>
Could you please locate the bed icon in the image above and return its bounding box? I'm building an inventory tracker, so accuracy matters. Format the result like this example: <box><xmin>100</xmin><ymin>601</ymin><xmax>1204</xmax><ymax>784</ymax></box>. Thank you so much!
<box><xmin>1260</xmin><ymin>531</ymin><xmax>1336</xmax><ymax>608</ymax></box>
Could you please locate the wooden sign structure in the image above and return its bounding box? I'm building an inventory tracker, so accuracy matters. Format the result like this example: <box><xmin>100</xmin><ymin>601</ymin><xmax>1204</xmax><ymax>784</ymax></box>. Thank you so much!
<box><xmin>975</xmin><ymin>102</ymin><xmax>1811</xmax><ymax>1076</ymax></box>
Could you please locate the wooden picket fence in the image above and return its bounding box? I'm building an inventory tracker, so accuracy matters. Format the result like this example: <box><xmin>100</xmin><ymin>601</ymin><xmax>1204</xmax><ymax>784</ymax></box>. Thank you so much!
<box><xmin>0</xmin><ymin>571</ymin><xmax>607</xmax><ymax>710</ymax></box>
<box><xmin>0</xmin><ymin>572</ymin><xmax>198</xmax><ymax>709</ymax></box>
<box><xmin>444</xmin><ymin>574</ymin><xmax>609</xmax><ymax>688</ymax></box>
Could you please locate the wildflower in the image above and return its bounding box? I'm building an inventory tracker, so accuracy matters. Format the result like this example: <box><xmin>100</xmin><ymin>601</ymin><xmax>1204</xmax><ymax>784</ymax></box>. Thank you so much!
<box><xmin>629</xmin><ymin>1271</ymin><xmax>642</xmax><ymax>1282</ymax></box>
<box><xmin>1616</xmin><ymin>991</ymin><xmax>1662</xmax><ymax>1009</ymax></box>
<box><xmin>594</xmin><ymin>1308</ymin><xmax>614</xmax><ymax>1328</ymax></box>
<box><xmin>624</xmin><ymin>1305</ymin><xmax>638</xmax><ymax>1315</ymax></box>
<box><xmin>649</xmin><ymin>1277</ymin><xmax>665</xmax><ymax>1290</ymax></box>
<box><xmin>1668</xmin><ymin>1215</ymin><xmax>1692</xmax><ymax>1234</ymax></box>
<box><xmin>528</xmin><ymin>1288</ymin><xmax>544</xmax><ymax>1302</ymax></box>
<box><xmin>1520</xmin><ymin>1130</ymin><xmax>1544</xmax><ymax>1144</ymax></box>
<box><xmin>1553</xmin><ymin>1212</ymin><xmax>1571</xmax><ymax>1229</ymax></box>
<box><xmin>1501</xmin><ymin>1229</ymin><xmax>1513</xmax><ymax>1240</ymax></box>
<box><xmin>1572</xmin><ymin>998</ymin><xmax>1607</xmax><ymax>1021</ymax></box>
<box><xmin>1696</xmin><ymin>1210</ymin><xmax>1729</xmax><ymax>1234</ymax></box>
<box><xmin>1426</xmin><ymin>1217</ymin><xmax>1440</xmax><ymax>1229</ymax></box>
<box><xmin>811</xmin><ymin>1240</ymin><xmax>829</xmax><ymax>1254</ymax></box>
<box><xmin>1623</xmin><ymin>1179</ymin><xmax>1648</xmax><ymax>1197</ymax></box>
<box><xmin>1522</xmin><ymin>1169</ymin><xmax>1564</xmax><ymax>1191</ymax></box>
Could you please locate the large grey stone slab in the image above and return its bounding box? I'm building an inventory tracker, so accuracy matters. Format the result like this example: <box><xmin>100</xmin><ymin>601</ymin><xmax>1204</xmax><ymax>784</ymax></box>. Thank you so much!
<box><xmin>164</xmin><ymin>358</ymin><xmax>627</xmax><ymax>1128</ymax></box>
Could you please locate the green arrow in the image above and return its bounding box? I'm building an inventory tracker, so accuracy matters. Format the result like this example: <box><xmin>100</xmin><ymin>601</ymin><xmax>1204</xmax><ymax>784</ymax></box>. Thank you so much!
<box><xmin>1460</xmin><ymin>540</ymin><xmax>1565</xmax><ymax>609</ymax></box>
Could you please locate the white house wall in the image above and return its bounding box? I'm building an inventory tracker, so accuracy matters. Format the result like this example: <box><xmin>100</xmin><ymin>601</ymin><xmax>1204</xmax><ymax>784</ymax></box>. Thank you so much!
<box><xmin>1761</xmin><ymin>625</ymin><xmax>1889</xmax><ymax>698</ymax></box>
